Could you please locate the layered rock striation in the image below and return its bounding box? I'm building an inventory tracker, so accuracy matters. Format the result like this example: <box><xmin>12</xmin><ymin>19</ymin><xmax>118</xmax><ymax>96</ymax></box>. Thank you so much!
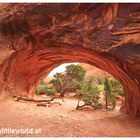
<box><xmin>0</xmin><ymin>4</ymin><xmax>140</xmax><ymax>115</ymax></box>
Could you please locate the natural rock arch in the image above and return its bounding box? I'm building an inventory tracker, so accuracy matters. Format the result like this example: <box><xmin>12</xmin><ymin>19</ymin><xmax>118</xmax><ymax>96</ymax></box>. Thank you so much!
<box><xmin>0</xmin><ymin>3</ymin><xmax>140</xmax><ymax>116</ymax></box>
<box><xmin>0</xmin><ymin>46</ymin><xmax>139</xmax><ymax>115</ymax></box>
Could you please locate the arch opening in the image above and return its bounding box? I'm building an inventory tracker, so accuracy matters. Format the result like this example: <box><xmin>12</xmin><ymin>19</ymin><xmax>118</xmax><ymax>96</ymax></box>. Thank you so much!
<box><xmin>35</xmin><ymin>62</ymin><xmax>125</xmax><ymax>111</ymax></box>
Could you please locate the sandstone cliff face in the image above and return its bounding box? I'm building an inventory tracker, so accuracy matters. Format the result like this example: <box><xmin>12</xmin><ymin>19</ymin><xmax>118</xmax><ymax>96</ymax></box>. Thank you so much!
<box><xmin>81</xmin><ymin>63</ymin><xmax>112</xmax><ymax>79</ymax></box>
<box><xmin>0</xmin><ymin>3</ymin><xmax>140</xmax><ymax>115</ymax></box>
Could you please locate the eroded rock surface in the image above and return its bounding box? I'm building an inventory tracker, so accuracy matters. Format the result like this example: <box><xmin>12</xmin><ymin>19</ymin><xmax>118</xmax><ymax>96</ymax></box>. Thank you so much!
<box><xmin>0</xmin><ymin>3</ymin><xmax>140</xmax><ymax>115</ymax></box>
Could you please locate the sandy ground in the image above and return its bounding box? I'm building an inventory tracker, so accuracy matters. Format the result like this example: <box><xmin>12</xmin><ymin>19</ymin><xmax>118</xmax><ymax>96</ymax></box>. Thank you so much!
<box><xmin>0</xmin><ymin>96</ymin><xmax>140</xmax><ymax>137</ymax></box>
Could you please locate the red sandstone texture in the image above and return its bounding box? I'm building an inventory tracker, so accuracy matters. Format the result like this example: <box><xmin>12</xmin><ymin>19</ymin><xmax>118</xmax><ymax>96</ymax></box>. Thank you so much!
<box><xmin>81</xmin><ymin>63</ymin><xmax>112</xmax><ymax>78</ymax></box>
<box><xmin>0</xmin><ymin>4</ymin><xmax>140</xmax><ymax>115</ymax></box>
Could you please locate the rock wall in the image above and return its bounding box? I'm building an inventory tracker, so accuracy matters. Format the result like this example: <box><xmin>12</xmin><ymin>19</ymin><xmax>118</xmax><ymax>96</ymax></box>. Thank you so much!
<box><xmin>0</xmin><ymin>4</ymin><xmax>140</xmax><ymax>115</ymax></box>
<box><xmin>81</xmin><ymin>63</ymin><xmax>112</xmax><ymax>79</ymax></box>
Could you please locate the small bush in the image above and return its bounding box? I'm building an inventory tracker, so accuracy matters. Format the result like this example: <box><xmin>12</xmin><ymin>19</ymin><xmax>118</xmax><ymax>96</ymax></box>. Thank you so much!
<box><xmin>35</xmin><ymin>84</ymin><xmax>47</xmax><ymax>94</ymax></box>
<box><xmin>35</xmin><ymin>80</ymin><xmax>56</xmax><ymax>96</ymax></box>
<box><xmin>110</xmin><ymin>78</ymin><xmax>124</xmax><ymax>97</ymax></box>
<box><xmin>45</xmin><ymin>87</ymin><xmax>56</xmax><ymax>96</ymax></box>
<box><xmin>76</xmin><ymin>80</ymin><xmax>101</xmax><ymax>108</ymax></box>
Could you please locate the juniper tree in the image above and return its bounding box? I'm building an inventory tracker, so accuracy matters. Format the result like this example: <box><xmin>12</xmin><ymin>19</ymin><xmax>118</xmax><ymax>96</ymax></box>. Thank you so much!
<box><xmin>104</xmin><ymin>77</ymin><xmax>116</xmax><ymax>109</ymax></box>
<box><xmin>50</xmin><ymin>64</ymin><xmax>86</xmax><ymax>97</ymax></box>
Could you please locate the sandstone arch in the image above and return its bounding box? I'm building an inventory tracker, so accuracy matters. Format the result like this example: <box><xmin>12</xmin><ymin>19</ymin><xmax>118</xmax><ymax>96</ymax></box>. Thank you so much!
<box><xmin>0</xmin><ymin>3</ymin><xmax>140</xmax><ymax>116</ymax></box>
<box><xmin>0</xmin><ymin>46</ymin><xmax>139</xmax><ymax>115</ymax></box>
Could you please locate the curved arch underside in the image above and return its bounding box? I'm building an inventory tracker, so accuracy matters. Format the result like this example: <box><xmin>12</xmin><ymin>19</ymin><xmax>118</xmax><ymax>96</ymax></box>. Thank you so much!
<box><xmin>0</xmin><ymin>3</ymin><xmax>140</xmax><ymax>115</ymax></box>
<box><xmin>0</xmin><ymin>46</ymin><xmax>140</xmax><ymax>116</ymax></box>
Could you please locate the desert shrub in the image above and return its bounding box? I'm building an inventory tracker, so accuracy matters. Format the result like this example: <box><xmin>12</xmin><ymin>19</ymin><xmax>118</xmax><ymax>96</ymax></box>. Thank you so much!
<box><xmin>45</xmin><ymin>87</ymin><xmax>56</xmax><ymax>96</ymax></box>
<box><xmin>76</xmin><ymin>80</ymin><xmax>101</xmax><ymax>109</ymax></box>
<box><xmin>35</xmin><ymin>81</ymin><xmax>47</xmax><ymax>94</ymax></box>
<box><xmin>96</xmin><ymin>85</ymin><xmax>104</xmax><ymax>93</ymax></box>
<box><xmin>110</xmin><ymin>78</ymin><xmax>124</xmax><ymax>97</ymax></box>
<box><xmin>50</xmin><ymin>78</ymin><xmax>62</xmax><ymax>93</ymax></box>
<box><xmin>35</xmin><ymin>80</ymin><xmax>56</xmax><ymax>96</ymax></box>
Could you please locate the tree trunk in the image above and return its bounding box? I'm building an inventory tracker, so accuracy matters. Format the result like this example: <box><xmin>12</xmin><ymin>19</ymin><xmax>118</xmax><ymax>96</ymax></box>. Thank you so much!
<box><xmin>105</xmin><ymin>92</ymin><xmax>108</xmax><ymax>109</ymax></box>
<box><xmin>76</xmin><ymin>99</ymin><xmax>80</xmax><ymax>109</ymax></box>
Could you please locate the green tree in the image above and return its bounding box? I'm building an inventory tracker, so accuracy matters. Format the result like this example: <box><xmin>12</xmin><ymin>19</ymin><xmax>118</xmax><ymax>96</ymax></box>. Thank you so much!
<box><xmin>65</xmin><ymin>64</ymin><xmax>86</xmax><ymax>81</ymax></box>
<box><xmin>50</xmin><ymin>64</ymin><xmax>86</xmax><ymax>97</ymax></box>
<box><xmin>110</xmin><ymin>78</ymin><xmax>124</xmax><ymax>97</ymax></box>
<box><xmin>104</xmin><ymin>77</ymin><xmax>116</xmax><ymax>109</ymax></box>
<box><xmin>76</xmin><ymin>80</ymin><xmax>101</xmax><ymax>109</ymax></box>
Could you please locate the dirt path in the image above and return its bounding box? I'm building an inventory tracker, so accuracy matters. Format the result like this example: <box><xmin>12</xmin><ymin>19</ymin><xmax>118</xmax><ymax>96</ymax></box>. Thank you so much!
<box><xmin>0</xmin><ymin>97</ymin><xmax>140</xmax><ymax>137</ymax></box>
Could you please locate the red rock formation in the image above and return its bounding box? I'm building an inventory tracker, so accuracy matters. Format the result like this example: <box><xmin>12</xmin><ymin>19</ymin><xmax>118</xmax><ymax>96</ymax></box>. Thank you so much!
<box><xmin>0</xmin><ymin>4</ymin><xmax>140</xmax><ymax>115</ymax></box>
<box><xmin>80</xmin><ymin>63</ymin><xmax>112</xmax><ymax>79</ymax></box>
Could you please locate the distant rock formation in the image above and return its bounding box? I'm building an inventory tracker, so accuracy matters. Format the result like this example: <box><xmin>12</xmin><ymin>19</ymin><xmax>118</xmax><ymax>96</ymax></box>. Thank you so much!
<box><xmin>81</xmin><ymin>63</ymin><xmax>112</xmax><ymax>79</ymax></box>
